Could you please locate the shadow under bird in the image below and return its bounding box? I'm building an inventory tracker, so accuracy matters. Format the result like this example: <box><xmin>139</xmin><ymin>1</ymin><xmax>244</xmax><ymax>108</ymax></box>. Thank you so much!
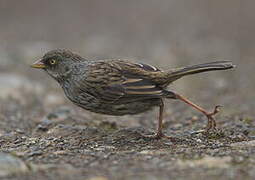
<box><xmin>31</xmin><ymin>49</ymin><xmax>235</xmax><ymax>139</ymax></box>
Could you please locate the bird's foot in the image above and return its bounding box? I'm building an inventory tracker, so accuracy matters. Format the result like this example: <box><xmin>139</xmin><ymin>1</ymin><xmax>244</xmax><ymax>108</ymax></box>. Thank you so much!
<box><xmin>190</xmin><ymin>105</ymin><xmax>222</xmax><ymax>135</ymax></box>
<box><xmin>204</xmin><ymin>105</ymin><xmax>222</xmax><ymax>132</ymax></box>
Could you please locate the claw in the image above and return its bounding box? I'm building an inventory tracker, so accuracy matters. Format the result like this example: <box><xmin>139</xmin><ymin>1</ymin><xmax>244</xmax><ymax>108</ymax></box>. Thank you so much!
<box><xmin>204</xmin><ymin>105</ymin><xmax>223</xmax><ymax>132</ymax></box>
<box><xmin>213</xmin><ymin>105</ymin><xmax>223</xmax><ymax>114</ymax></box>
<box><xmin>208</xmin><ymin>105</ymin><xmax>222</xmax><ymax>116</ymax></box>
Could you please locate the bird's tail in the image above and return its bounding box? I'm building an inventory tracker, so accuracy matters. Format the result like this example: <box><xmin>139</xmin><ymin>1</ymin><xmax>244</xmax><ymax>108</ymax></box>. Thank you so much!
<box><xmin>166</xmin><ymin>61</ymin><xmax>235</xmax><ymax>83</ymax></box>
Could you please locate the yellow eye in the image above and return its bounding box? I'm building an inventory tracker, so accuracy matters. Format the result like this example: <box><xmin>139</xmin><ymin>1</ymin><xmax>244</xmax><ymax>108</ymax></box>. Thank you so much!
<box><xmin>49</xmin><ymin>59</ymin><xmax>56</xmax><ymax>65</ymax></box>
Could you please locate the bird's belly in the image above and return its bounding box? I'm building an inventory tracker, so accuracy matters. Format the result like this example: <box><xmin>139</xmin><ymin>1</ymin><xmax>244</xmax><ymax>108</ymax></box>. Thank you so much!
<box><xmin>73</xmin><ymin>98</ymin><xmax>161</xmax><ymax>116</ymax></box>
<box><xmin>63</xmin><ymin>87</ymin><xmax>161</xmax><ymax>115</ymax></box>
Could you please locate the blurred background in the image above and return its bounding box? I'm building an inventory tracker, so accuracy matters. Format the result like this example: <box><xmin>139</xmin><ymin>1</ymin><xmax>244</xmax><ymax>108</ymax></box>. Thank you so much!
<box><xmin>0</xmin><ymin>0</ymin><xmax>253</xmax><ymax>114</ymax></box>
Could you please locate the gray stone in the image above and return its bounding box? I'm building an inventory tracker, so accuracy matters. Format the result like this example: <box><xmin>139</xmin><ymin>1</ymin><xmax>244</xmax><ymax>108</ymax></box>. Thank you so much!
<box><xmin>0</xmin><ymin>153</ymin><xmax>30</xmax><ymax>177</ymax></box>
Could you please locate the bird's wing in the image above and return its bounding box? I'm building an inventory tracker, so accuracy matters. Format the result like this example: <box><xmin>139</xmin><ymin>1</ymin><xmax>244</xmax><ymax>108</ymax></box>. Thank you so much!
<box><xmin>80</xmin><ymin>60</ymin><xmax>165</xmax><ymax>103</ymax></box>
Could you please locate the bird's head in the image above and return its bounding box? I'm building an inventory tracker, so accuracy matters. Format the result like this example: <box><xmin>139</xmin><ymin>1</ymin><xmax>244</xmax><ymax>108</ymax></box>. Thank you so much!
<box><xmin>31</xmin><ymin>49</ymin><xmax>83</xmax><ymax>82</ymax></box>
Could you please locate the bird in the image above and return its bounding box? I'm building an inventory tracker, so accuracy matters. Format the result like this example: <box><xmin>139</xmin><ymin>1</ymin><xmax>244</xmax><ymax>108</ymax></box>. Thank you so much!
<box><xmin>31</xmin><ymin>49</ymin><xmax>235</xmax><ymax>140</ymax></box>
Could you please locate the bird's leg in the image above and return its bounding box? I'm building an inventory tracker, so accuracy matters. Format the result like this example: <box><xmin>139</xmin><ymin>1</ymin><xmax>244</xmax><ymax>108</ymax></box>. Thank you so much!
<box><xmin>142</xmin><ymin>99</ymin><xmax>175</xmax><ymax>140</ymax></box>
<box><xmin>173</xmin><ymin>93</ymin><xmax>221</xmax><ymax>132</ymax></box>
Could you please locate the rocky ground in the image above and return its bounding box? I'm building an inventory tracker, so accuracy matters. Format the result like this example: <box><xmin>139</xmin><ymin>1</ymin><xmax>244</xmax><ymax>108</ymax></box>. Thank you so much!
<box><xmin>0</xmin><ymin>57</ymin><xmax>254</xmax><ymax>180</ymax></box>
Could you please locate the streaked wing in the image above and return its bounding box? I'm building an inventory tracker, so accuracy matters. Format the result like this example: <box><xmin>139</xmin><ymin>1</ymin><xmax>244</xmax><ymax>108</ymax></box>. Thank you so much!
<box><xmin>81</xmin><ymin>60</ymin><xmax>164</xmax><ymax>103</ymax></box>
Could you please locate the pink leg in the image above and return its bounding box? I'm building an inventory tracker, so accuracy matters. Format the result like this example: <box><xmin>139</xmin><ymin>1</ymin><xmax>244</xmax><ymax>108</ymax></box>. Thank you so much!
<box><xmin>174</xmin><ymin>93</ymin><xmax>221</xmax><ymax>131</ymax></box>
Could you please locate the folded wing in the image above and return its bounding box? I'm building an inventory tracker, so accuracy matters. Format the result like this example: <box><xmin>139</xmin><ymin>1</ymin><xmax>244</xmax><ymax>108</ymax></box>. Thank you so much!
<box><xmin>80</xmin><ymin>60</ymin><xmax>165</xmax><ymax>103</ymax></box>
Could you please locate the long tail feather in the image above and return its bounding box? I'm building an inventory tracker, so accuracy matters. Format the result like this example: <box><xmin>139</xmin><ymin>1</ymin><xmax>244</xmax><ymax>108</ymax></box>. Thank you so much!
<box><xmin>167</xmin><ymin>61</ymin><xmax>235</xmax><ymax>83</ymax></box>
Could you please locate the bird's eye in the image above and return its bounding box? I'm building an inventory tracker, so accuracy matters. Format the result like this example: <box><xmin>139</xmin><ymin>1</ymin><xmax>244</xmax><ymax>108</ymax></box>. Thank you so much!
<box><xmin>49</xmin><ymin>59</ymin><xmax>57</xmax><ymax>65</ymax></box>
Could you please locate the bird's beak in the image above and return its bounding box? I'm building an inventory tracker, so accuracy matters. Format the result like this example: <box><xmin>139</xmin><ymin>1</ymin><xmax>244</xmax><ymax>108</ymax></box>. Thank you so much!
<box><xmin>31</xmin><ymin>59</ymin><xmax>46</xmax><ymax>69</ymax></box>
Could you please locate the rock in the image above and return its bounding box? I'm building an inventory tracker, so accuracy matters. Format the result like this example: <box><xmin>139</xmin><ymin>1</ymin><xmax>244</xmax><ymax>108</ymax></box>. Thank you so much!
<box><xmin>139</xmin><ymin>149</ymin><xmax>172</xmax><ymax>155</ymax></box>
<box><xmin>196</xmin><ymin>139</ymin><xmax>202</xmax><ymax>143</ymax></box>
<box><xmin>0</xmin><ymin>153</ymin><xmax>30</xmax><ymax>177</ymax></box>
<box><xmin>0</xmin><ymin>131</ymin><xmax>18</xmax><ymax>142</ymax></box>
<box><xmin>94</xmin><ymin>146</ymin><xmax>116</xmax><ymax>152</ymax></box>
<box><xmin>176</xmin><ymin>156</ymin><xmax>232</xmax><ymax>168</ymax></box>
<box><xmin>88</xmin><ymin>176</ymin><xmax>108</xmax><ymax>180</ymax></box>
<box><xmin>53</xmin><ymin>150</ymin><xmax>68</xmax><ymax>155</ymax></box>
<box><xmin>27</xmin><ymin>150</ymin><xmax>43</xmax><ymax>157</ymax></box>
<box><xmin>35</xmin><ymin>106</ymin><xmax>72</xmax><ymax>133</ymax></box>
<box><xmin>35</xmin><ymin>118</ymin><xmax>53</xmax><ymax>132</ymax></box>
<box><xmin>230</xmin><ymin>140</ymin><xmax>255</xmax><ymax>148</ymax></box>
<box><xmin>46</xmin><ymin>106</ymin><xmax>72</xmax><ymax>121</ymax></box>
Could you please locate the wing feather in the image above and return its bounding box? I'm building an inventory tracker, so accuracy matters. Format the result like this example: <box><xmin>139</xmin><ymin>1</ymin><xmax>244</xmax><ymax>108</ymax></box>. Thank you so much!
<box><xmin>80</xmin><ymin>60</ymin><xmax>164</xmax><ymax>103</ymax></box>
